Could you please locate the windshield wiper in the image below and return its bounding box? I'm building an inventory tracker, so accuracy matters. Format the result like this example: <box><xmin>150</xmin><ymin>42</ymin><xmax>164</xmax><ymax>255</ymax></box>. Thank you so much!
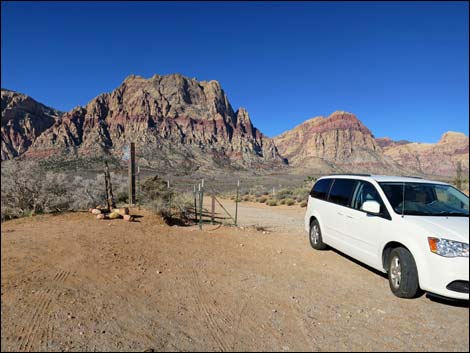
<box><xmin>432</xmin><ymin>212</ymin><xmax>469</xmax><ymax>217</ymax></box>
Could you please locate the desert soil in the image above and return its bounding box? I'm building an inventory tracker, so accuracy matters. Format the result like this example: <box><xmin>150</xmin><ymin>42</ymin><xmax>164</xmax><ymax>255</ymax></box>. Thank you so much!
<box><xmin>1</xmin><ymin>200</ymin><xmax>468</xmax><ymax>352</ymax></box>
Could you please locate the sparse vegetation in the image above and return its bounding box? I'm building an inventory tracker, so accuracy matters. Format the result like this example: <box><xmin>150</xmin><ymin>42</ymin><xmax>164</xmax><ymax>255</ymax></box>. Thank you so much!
<box><xmin>140</xmin><ymin>174</ymin><xmax>193</xmax><ymax>223</ymax></box>
<box><xmin>285</xmin><ymin>198</ymin><xmax>295</xmax><ymax>206</ymax></box>
<box><xmin>226</xmin><ymin>182</ymin><xmax>310</xmax><ymax>208</ymax></box>
<box><xmin>1</xmin><ymin>161</ymin><xmax>192</xmax><ymax>225</ymax></box>
<box><xmin>1</xmin><ymin>161</ymin><xmax>107</xmax><ymax>221</ymax></box>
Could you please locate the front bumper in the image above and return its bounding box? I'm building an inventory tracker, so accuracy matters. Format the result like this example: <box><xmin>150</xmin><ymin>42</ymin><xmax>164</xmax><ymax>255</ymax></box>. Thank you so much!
<box><xmin>419</xmin><ymin>253</ymin><xmax>469</xmax><ymax>300</ymax></box>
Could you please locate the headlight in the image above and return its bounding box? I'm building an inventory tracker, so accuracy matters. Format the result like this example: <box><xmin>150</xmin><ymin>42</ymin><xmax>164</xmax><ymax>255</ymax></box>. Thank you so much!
<box><xmin>428</xmin><ymin>237</ymin><xmax>469</xmax><ymax>258</ymax></box>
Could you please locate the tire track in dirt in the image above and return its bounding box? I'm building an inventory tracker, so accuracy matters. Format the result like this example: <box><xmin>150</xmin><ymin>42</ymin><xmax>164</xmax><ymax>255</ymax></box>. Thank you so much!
<box><xmin>186</xmin><ymin>267</ymin><xmax>235</xmax><ymax>352</ymax></box>
<box><xmin>16</xmin><ymin>289</ymin><xmax>55</xmax><ymax>352</ymax></box>
<box><xmin>16</xmin><ymin>270</ymin><xmax>73</xmax><ymax>352</ymax></box>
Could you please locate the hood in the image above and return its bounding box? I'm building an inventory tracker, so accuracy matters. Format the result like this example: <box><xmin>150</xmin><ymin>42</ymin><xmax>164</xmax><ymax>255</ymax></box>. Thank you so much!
<box><xmin>405</xmin><ymin>216</ymin><xmax>469</xmax><ymax>243</ymax></box>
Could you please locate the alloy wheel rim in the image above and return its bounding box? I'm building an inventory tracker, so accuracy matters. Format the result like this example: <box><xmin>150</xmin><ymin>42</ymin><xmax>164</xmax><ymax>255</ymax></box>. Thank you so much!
<box><xmin>311</xmin><ymin>225</ymin><xmax>319</xmax><ymax>244</ymax></box>
<box><xmin>390</xmin><ymin>256</ymin><xmax>402</xmax><ymax>289</ymax></box>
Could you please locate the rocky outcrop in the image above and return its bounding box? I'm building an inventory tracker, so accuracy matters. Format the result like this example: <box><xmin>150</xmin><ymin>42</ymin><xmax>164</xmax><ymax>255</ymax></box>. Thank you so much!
<box><xmin>274</xmin><ymin>111</ymin><xmax>404</xmax><ymax>174</ymax></box>
<box><xmin>1</xmin><ymin>89</ymin><xmax>62</xmax><ymax>160</ymax></box>
<box><xmin>379</xmin><ymin>132</ymin><xmax>469</xmax><ymax>177</ymax></box>
<box><xmin>14</xmin><ymin>74</ymin><xmax>286</xmax><ymax>170</ymax></box>
<box><xmin>376</xmin><ymin>137</ymin><xmax>412</xmax><ymax>149</ymax></box>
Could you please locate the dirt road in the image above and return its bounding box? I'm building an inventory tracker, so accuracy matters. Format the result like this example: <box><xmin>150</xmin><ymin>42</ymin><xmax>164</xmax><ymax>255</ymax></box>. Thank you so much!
<box><xmin>1</xmin><ymin>201</ymin><xmax>468</xmax><ymax>352</ymax></box>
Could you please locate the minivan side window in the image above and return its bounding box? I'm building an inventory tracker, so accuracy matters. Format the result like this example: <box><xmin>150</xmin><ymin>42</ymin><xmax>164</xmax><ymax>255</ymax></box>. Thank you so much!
<box><xmin>328</xmin><ymin>179</ymin><xmax>357</xmax><ymax>207</ymax></box>
<box><xmin>310</xmin><ymin>178</ymin><xmax>333</xmax><ymax>201</ymax></box>
<box><xmin>351</xmin><ymin>181</ymin><xmax>390</xmax><ymax>219</ymax></box>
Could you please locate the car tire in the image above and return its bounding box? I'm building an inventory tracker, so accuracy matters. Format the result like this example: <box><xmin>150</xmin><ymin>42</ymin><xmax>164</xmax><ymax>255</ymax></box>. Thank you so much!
<box><xmin>388</xmin><ymin>247</ymin><xmax>420</xmax><ymax>298</ymax></box>
<box><xmin>309</xmin><ymin>219</ymin><xmax>327</xmax><ymax>250</ymax></box>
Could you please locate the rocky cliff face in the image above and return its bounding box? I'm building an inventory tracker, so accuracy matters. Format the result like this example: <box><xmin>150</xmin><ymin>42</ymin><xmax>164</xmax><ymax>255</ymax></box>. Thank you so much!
<box><xmin>376</xmin><ymin>137</ymin><xmax>412</xmax><ymax>149</ymax></box>
<box><xmin>274</xmin><ymin>111</ymin><xmax>403</xmax><ymax>174</ymax></box>
<box><xmin>4</xmin><ymin>79</ymin><xmax>467</xmax><ymax>178</ymax></box>
<box><xmin>1</xmin><ymin>89</ymin><xmax>62</xmax><ymax>160</ymax></box>
<box><xmin>378</xmin><ymin>132</ymin><xmax>469</xmax><ymax>177</ymax></box>
<box><xmin>8</xmin><ymin>74</ymin><xmax>285</xmax><ymax>171</ymax></box>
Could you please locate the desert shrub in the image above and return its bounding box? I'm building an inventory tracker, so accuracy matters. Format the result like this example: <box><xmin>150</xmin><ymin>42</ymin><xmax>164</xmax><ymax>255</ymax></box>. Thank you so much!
<box><xmin>267</xmin><ymin>200</ymin><xmax>278</xmax><ymax>206</ymax></box>
<box><xmin>1</xmin><ymin>161</ymin><xmax>105</xmax><ymax>221</ymax></box>
<box><xmin>300</xmin><ymin>201</ymin><xmax>308</xmax><ymax>208</ymax></box>
<box><xmin>249</xmin><ymin>185</ymin><xmax>267</xmax><ymax>198</ymax></box>
<box><xmin>140</xmin><ymin>175</ymin><xmax>192</xmax><ymax>223</ymax></box>
<box><xmin>243</xmin><ymin>196</ymin><xmax>251</xmax><ymax>202</ymax></box>
<box><xmin>276</xmin><ymin>189</ymin><xmax>293</xmax><ymax>200</ymax></box>
<box><xmin>285</xmin><ymin>199</ymin><xmax>295</xmax><ymax>206</ymax></box>
<box><xmin>259</xmin><ymin>196</ymin><xmax>268</xmax><ymax>203</ymax></box>
<box><xmin>280</xmin><ymin>199</ymin><xmax>286</xmax><ymax>205</ymax></box>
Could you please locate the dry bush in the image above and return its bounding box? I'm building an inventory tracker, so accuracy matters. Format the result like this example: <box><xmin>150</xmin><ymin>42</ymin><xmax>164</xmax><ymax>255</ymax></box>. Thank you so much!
<box><xmin>1</xmin><ymin>161</ymin><xmax>105</xmax><ymax>221</ymax></box>
<box><xmin>276</xmin><ymin>189</ymin><xmax>292</xmax><ymax>200</ymax></box>
<box><xmin>140</xmin><ymin>175</ymin><xmax>192</xmax><ymax>223</ymax></box>
<box><xmin>267</xmin><ymin>200</ymin><xmax>278</xmax><ymax>207</ymax></box>
<box><xmin>285</xmin><ymin>199</ymin><xmax>295</xmax><ymax>206</ymax></box>
<box><xmin>300</xmin><ymin>201</ymin><xmax>308</xmax><ymax>208</ymax></box>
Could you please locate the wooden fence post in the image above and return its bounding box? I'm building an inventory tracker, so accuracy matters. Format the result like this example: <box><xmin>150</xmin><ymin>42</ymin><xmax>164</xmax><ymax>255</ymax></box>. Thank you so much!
<box><xmin>104</xmin><ymin>161</ymin><xmax>115</xmax><ymax>211</ymax></box>
<box><xmin>128</xmin><ymin>142</ymin><xmax>136</xmax><ymax>205</ymax></box>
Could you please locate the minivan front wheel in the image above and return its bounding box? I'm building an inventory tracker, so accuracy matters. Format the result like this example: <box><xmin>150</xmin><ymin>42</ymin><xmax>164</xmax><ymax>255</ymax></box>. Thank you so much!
<box><xmin>309</xmin><ymin>219</ymin><xmax>327</xmax><ymax>250</ymax></box>
<box><xmin>388</xmin><ymin>247</ymin><xmax>420</xmax><ymax>298</ymax></box>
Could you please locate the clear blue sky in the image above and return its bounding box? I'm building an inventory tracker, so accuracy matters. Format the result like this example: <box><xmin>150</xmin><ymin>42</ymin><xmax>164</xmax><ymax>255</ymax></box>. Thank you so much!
<box><xmin>2</xmin><ymin>1</ymin><xmax>468</xmax><ymax>142</ymax></box>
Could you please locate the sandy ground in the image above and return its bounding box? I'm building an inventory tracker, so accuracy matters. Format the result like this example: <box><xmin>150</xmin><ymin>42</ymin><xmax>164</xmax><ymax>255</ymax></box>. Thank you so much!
<box><xmin>1</xmin><ymin>200</ymin><xmax>468</xmax><ymax>352</ymax></box>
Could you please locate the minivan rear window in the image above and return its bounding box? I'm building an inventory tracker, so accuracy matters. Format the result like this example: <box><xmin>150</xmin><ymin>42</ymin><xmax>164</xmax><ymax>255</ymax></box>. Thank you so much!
<box><xmin>310</xmin><ymin>178</ymin><xmax>333</xmax><ymax>200</ymax></box>
<box><xmin>328</xmin><ymin>179</ymin><xmax>357</xmax><ymax>207</ymax></box>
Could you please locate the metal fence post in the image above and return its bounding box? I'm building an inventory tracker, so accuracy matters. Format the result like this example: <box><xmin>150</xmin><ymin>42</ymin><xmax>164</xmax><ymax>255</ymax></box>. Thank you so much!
<box><xmin>193</xmin><ymin>185</ymin><xmax>198</xmax><ymax>224</ymax></box>
<box><xmin>211</xmin><ymin>191</ymin><xmax>215</xmax><ymax>225</ymax></box>
<box><xmin>167</xmin><ymin>180</ymin><xmax>171</xmax><ymax>217</ymax></box>
<box><xmin>235</xmin><ymin>179</ymin><xmax>239</xmax><ymax>226</ymax></box>
<box><xmin>199</xmin><ymin>183</ymin><xmax>203</xmax><ymax>230</ymax></box>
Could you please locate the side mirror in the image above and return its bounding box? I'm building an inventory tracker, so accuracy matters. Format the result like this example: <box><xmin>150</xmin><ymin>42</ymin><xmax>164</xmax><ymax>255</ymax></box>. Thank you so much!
<box><xmin>362</xmin><ymin>200</ymin><xmax>381</xmax><ymax>215</ymax></box>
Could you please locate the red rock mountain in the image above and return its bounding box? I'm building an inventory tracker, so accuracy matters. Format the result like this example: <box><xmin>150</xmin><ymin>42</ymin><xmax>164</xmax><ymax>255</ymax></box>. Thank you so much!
<box><xmin>3</xmin><ymin>78</ymin><xmax>468</xmax><ymax>178</ymax></box>
<box><xmin>378</xmin><ymin>132</ymin><xmax>469</xmax><ymax>177</ymax></box>
<box><xmin>274</xmin><ymin>111</ymin><xmax>405</xmax><ymax>174</ymax></box>
<box><xmin>1</xmin><ymin>89</ymin><xmax>62</xmax><ymax>160</ymax></box>
<box><xmin>2</xmin><ymin>75</ymin><xmax>286</xmax><ymax>171</ymax></box>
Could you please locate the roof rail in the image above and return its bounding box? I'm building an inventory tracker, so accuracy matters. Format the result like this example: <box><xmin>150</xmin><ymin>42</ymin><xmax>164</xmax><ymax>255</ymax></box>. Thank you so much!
<box><xmin>403</xmin><ymin>175</ymin><xmax>423</xmax><ymax>179</ymax></box>
<box><xmin>328</xmin><ymin>173</ymin><xmax>371</xmax><ymax>177</ymax></box>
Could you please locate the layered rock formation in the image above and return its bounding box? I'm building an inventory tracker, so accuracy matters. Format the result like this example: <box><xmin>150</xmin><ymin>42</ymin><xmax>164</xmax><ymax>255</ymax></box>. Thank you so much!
<box><xmin>274</xmin><ymin>111</ymin><xmax>404</xmax><ymax>174</ymax></box>
<box><xmin>378</xmin><ymin>132</ymin><xmax>469</xmax><ymax>177</ymax></box>
<box><xmin>376</xmin><ymin>137</ymin><xmax>412</xmax><ymax>149</ymax></box>
<box><xmin>1</xmin><ymin>89</ymin><xmax>62</xmax><ymax>160</ymax></box>
<box><xmin>3</xmin><ymin>74</ymin><xmax>286</xmax><ymax>171</ymax></box>
<box><xmin>3</xmin><ymin>78</ymin><xmax>467</xmax><ymax>178</ymax></box>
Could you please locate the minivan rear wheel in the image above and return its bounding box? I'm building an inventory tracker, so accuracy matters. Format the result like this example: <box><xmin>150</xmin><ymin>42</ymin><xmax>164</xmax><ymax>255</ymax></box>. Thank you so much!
<box><xmin>309</xmin><ymin>219</ymin><xmax>327</xmax><ymax>250</ymax></box>
<box><xmin>388</xmin><ymin>247</ymin><xmax>420</xmax><ymax>298</ymax></box>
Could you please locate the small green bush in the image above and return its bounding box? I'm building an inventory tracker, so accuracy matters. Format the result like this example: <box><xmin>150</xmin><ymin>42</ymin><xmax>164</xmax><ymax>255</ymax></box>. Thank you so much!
<box><xmin>285</xmin><ymin>199</ymin><xmax>295</xmax><ymax>206</ymax></box>
<box><xmin>300</xmin><ymin>201</ymin><xmax>308</xmax><ymax>208</ymax></box>
<box><xmin>268</xmin><ymin>200</ymin><xmax>278</xmax><ymax>206</ymax></box>
<box><xmin>259</xmin><ymin>197</ymin><xmax>268</xmax><ymax>203</ymax></box>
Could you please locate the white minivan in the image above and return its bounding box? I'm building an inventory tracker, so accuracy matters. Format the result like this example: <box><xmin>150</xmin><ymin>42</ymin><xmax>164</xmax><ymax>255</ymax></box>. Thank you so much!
<box><xmin>304</xmin><ymin>174</ymin><xmax>469</xmax><ymax>300</ymax></box>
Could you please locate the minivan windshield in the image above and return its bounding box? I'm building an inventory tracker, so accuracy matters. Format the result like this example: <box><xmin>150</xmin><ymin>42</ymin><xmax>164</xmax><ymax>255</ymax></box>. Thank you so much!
<box><xmin>379</xmin><ymin>182</ymin><xmax>469</xmax><ymax>217</ymax></box>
